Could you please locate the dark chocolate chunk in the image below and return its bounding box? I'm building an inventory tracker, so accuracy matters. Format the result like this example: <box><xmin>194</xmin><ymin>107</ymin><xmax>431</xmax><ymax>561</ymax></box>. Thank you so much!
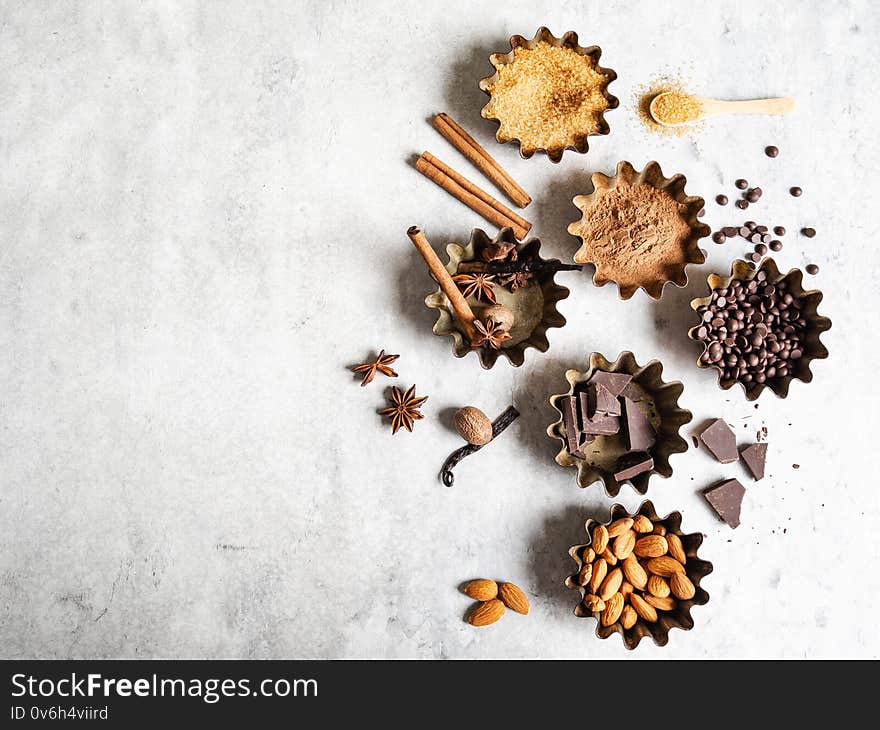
<box><xmin>581</xmin><ymin>413</ymin><xmax>621</xmax><ymax>436</ymax></box>
<box><xmin>703</xmin><ymin>478</ymin><xmax>745</xmax><ymax>528</ymax></box>
<box><xmin>740</xmin><ymin>442</ymin><xmax>767</xmax><ymax>480</ymax></box>
<box><xmin>587</xmin><ymin>383</ymin><xmax>621</xmax><ymax>418</ymax></box>
<box><xmin>587</xmin><ymin>371</ymin><xmax>633</xmax><ymax>398</ymax></box>
<box><xmin>572</xmin><ymin>432</ymin><xmax>596</xmax><ymax>458</ymax></box>
<box><xmin>613</xmin><ymin>452</ymin><xmax>654</xmax><ymax>482</ymax></box>
<box><xmin>620</xmin><ymin>399</ymin><xmax>655</xmax><ymax>452</ymax></box>
<box><xmin>620</xmin><ymin>380</ymin><xmax>644</xmax><ymax>403</ymax></box>
<box><xmin>561</xmin><ymin>395</ymin><xmax>580</xmax><ymax>455</ymax></box>
<box><xmin>699</xmin><ymin>418</ymin><xmax>739</xmax><ymax>463</ymax></box>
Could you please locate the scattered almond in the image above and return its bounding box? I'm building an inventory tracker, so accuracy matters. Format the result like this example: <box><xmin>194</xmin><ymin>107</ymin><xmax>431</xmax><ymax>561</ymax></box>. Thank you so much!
<box><xmin>634</xmin><ymin>535</ymin><xmax>668</xmax><ymax>558</ymax></box>
<box><xmin>632</xmin><ymin>515</ymin><xmax>653</xmax><ymax>533</ymax></box>
<box><xmin>599</xmin><ymin>567</ymin><xmax>623</xmax><ymax>601</ymax></box>
<box><xmin>644</xmin><ymin>594</ymin><xmax>676</xmax><ymax>612</ymax></box>
<box><xmin>584</xmin><ymin>594</ymin><xmax>605</xmax><ymax>613</ymax></box>
<box><xmin>647</xmin><ymin>575</ymin><xmax>670</xmax><ymax>598</ymax></box>
<box><xmin>607</xmin><ymin>517</ymin><xmax>634</xmax><ymax>539</ymax></box>
<box><xmin>630</xmin><ymin>593</ymin><xmax>658</xmax><ymax>623</ymax></box>
<box><xmin>670</xmin><ymin>572</ymin><xmax>696</xmax><ymax>600</ymax></box>
<box><xmin>463</xmin><ymin>579</ymin><xmax>498</xmax><ymax>602</ymax></box>
<box><xmin>646</xmin><ymin>556</ymin><xmax>686</xmax><ymax>577</ymax></box>
<box><xmin>622</xmin><ymin>554</ymin><xmax>648</xmax><ymax>590</ymax></box>
<box><xmin>591</xmin><ymin>524</ymin><xmax>609</xmax><ymax>554</ymax></box>
<box><xmin>602</xmin><ymin>592</ymin><xmax>624</xmax><ymax>626</ymax></box>
<box><xmin>498</xmin><ymin>582</ymin><xmax>530</xmax><ymax>615</ymax></box>
<box><xmin>468</xmin><ymin>598</ymin><xmax>505</xmax><ymax>626</ymax></box>
<box><xmin>612</xmin><ymin>529</ymin><xmax>636</xmax><ymax>560</ymax></box>
<box><xmin>589</xmin><ymin>557</ymin><xmax>608</xmax><ymax>595</ymax></box>
<box><xmin>620</xmin><ymin>605</ymin><xmax>638</xmax><ymax>629</ymax></box>
<box><xmin>666</xmin><ymin>533</ymin><xmax>687</xmax><ymax>564</ymax></box>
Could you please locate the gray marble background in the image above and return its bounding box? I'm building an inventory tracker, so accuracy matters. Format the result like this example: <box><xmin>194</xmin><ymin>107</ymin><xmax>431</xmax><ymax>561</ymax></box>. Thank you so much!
<box><xmin>1</xmin><ymin>0</ymin><xmax>877</xmax><ymax>658</ymax></box>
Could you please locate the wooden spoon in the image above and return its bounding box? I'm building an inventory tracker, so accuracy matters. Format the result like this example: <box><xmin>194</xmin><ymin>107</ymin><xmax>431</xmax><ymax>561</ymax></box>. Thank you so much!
<box><xmin>649</xmin><ymin>92</ymin><xmax>795</xmax><ymax>127</ymax></box>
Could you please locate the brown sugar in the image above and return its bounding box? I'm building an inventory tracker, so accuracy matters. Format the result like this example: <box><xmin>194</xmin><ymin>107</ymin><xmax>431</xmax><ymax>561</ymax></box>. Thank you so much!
<box><xmin>483</xmin><ymin>41</ymin><xmax>612</xmax><ymax>155</ymax></box>
<box><xmin>650</xmin><ymin>91</ymin><xmax>703</xmax><ymax>126</ymax></box>
<box><xmin>570</xmin><ymin>182</ymin><xmax>692</xmax><ymax>294</ymax></box>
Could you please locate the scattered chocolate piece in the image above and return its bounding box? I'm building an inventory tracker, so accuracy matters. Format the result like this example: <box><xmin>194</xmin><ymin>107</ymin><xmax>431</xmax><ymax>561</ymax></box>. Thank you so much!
<box><xmin>699</xmin><ymin>419</ymin><xmax>739</xmax><ymax>463</ymax></box>
<box><xmin>716</xmin><ymin>194</ymin><xmax>728</xmax><ymax>205</ymax></box>
<box><xmin>792</xmin><ymin>463</ymin><xmax>800</xmax><ymax>469</ymax></box>
<box><xmin>774</xmin><ymin>226</ymin><xmax>786</xmax><ymax>236</ymax></box>
<box><xmin>806</xmin><ymin>264</ymin><xmax>819</xmax><ymax>275</ymax></box>
<box><xmin>712</xmin><ymin>231</ymin><xmax>726</xmax><ymax>244</ymax></box>
<box><xmin>587</xmin><ymin>383</ymin><xmax>621</xmax><ymax>418</ymax></box>
<box><xmin>740</xmin><ymin>442</ymin><xmax>767</xmax><ymax>481</ymax></box>
<box><xmin>620</xmin><ymin>399</ymin><xmax>656</xmax><ymax>452</ymax></box>
<box><xmin>703</xmin><ymin>478</ymin><xmax>745</xmax><ymax>528</ymax></box>
<box><xmin>562</xmin><ymin>395</ymin><xmax>580</xmax><ymax>455</ymax></box>
<box><xmin>735</xmin><ymin>179</ymin><xmax>749</xmax><ymax>189</ymax></box>
<box><xmin>754</xmin><ymin>243</ymin><xmax>768</xmax><ymax>256</ymax></box>
<box><xmin>692</xmin><ymin>436</ymin><xmax>699</xmax><ymax>449</ymax></box>
<box><xmin>765</xmin><ymin>146</ymin><xmax>779</xmax><ymax>158</ymax></box>
<box><xmin>801</xmin><ymin>227</ymin><xmax>816</xmax><ymax>238</ymax></box>
<box><xmin>769</xmin><ymin>240</ymin><xmax>782</xmax><ymax>252</ymax></box>
<box><xmin>736</xmin><ymin>199</ymin><xmax>749</xmax><ymax>210</ymax></box>
<box><xmin>790</xmin><ymin>187</ymin><xmax>802</xmax><ymax>197</ymax></box>
<box><xmin>613</xmin><ymin>452</ymin><xmax>654</xmax><ymax>482</ymax></box>
<box><xmin>588</xmin><ymin>371</ymin><xmax>633</xmax><ymax>397</ymax></box>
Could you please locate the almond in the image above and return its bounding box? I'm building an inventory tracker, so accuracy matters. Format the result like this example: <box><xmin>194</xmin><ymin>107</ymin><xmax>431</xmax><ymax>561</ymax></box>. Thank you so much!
<box><xmin>652</xmin><ymin>524</ymin><xmax>667</xmax><ymax>536</ymax></box>
<box><xmin>646</xmin><ymin>556</ymin><xmax>686</xmax><ymax>577</ymax></box>
<box><xmin>468</xmin><ymin>598</ymin><xmax>505</xmax><ymax>626</ymax></box>
<box><xmin>647</xmin><ymin>575</ymin><xmax>670</xmax><ymax>598</ymax></box>
<box><xmin>601</xmin><ymin>592</ymin><xmax>624</xmax><ymax>626</ymax></box>
<box><xmin>599</xmin><ymin>567</ymin><xmax>623</xmax><ymax>601</ymax></box>
<box><xmin>622</xmin><ymin>554</ymin><xmax>648</xmax><ymax>590</ymax></box>
<box><xmin>620</xmin><ymin>580</ymin><xmax>634</xmax><ymax>597</ymax></box>
<box><xmin>632</xmin><ymin>515</ymin><xmax>653</xmax><ymax>533</ymax></box>
<box><xmin>581</xmin><ymin>547</ymin><xmax>595</xmax><ymax>564</ymax></box>
<box><xmin>591</xmin><ymin>524</ymin><xmax>609</xmax><ymax>554</ymax></box>
<box><xmin>670</xmin><ymin>572</ymin><xmax>696</xmax><ymax>600</ymax></box>
<box><xmin>498</xmin><ymin>582</ymin><xmax>530</xmax><ymax>615</ymax></box>
<box><xmin>584</xmin><ymin>594</ymin><xmax>605</xmax><ymax>613</ymax></box>
<box><xmin>606</xmin><ymin>517</ymin><xmax>634</xmax><ymax>539</ymax></box>
<box><xmin>644</xmin><ymin>594</ymin><xmax>676</xmax><ymax>612</ymax></box>
<box><xmin>634</xmin><ymin>535</ymin><xmax>668</xmax><ymax>558</ymax></box>
<box><xmin>620</xmin><ymin>605</ymin><xmax>638</xmax><ymax>630</ymax></box>
<box><xmin>630</xmin><ymin>593</ymin><xmax>658</xmax><ymax>623</ymax></box>
<box><xmin>601</xmin><ymin>547</ymin><xmax>618</xmax><ymax>566</ymax></box>
<box><xmin>588</xmin><ymin>557</ymin><xmax>608</xmax><ymax>594</ymax></box>
<box><xmin>666</xmin><ymin>533</ymin><xmax>687</xmax><ymax>564</ymax></box>
<box><xmin>463</xmin><ymin>579</ymin><xmax>498</xmax><ymax>602</ymax></box>
<box><xmin>612</xmin><ymin>529</ymin><xmax>636</xmax><ymax>560</ymax></box>
<box><xmin>577</xmin><ymin>562</ymin><xmax>593</xmax><ymax>586</ymax></box>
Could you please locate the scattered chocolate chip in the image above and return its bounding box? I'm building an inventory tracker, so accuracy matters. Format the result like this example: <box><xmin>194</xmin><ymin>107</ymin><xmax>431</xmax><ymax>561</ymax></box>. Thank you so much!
<box><xmin>716</xmin><ymin>195</ymin><xmax>728</xmax><ymax>205</ymax></box>
<box><xmin>735</xmin><ymin>179</ymin><xmax>748</xmax><ymax>189</ymax></box>
<box><xmin>739</xmin><ymin>226</ymin><xmax>751</xmax><ymax>237</ymax></box>
<box><xmin>790</xmin><ymin>187</ymin><xmax>802</xmax><ymax>197</ymax></box>
<box><xmin>774</xmin><ymin>226</ymin><xmax>786</xmax><ymax>236</ymax></box>
<box><xmin>723</xmin><ymin>226</ymin><xmax>738</xmax><ymax>237</ymax></box>
<box><xmin>736</xmin><ymin>199</ymin><xmax>749</xmax><ymax>210</ymax></box>
<box><xmin>770</xmin><ymin>240</ymin><xmax>783</xmax><ymax>251</ymax></box>
<box><xmin>699</xmin><ymin>419</ymin><xmax>739</xmax><ymax>463</ymax></box>
<box><xmin>750</xmin><ymin>233</ymin><xmax>762</xmax><ymax>244</ymax></box>
<box><xmin>801</xmin><ymin>227</ymin><xmax>816</xmax><ymax>238</ymax></box>
<box><xmin>703</xmin><ymin>478</ymin><xmax>745</xmax><ymax>528</ymax></box>
<box><xmin>750</xmin><ymin>252</ymin><xmax>761</xmax><ymax>262</ymax></box>
<box><xmin>712</xmin><ymin>231</ymin><xmax>726</xmax><ymax>244</ymax></box>
<box><xmin>746</xmin><ymin>188</ymin><xmax>762</xmax><ymax>203</ymax></box>
<box><xmin>806</xmin><ymin>264</ymin><xmax>819</xmax><ymax>275</ymax></box>
<box><xmin>765</xmin><ymin>146</ymin><xmax>779</xmax><ymax>158</ymax></box>
<box><xmin>740</xmin><ymin>443</ymin><xmax>767</xmax><ymax>480</ymax></box>
<box><xmin>745</xmin><ymin>221</ymin><xmax>756</xmax><ymax>229</ymax></box>
<box><xmin>792</xmin><ymin>464</ymin><xmax>800</xmax><ymax>469</ymax></box>
<box><xmin>755</xmin><ymin>243</ymin><xmax>768</xmax><ymax>255</ymax></box>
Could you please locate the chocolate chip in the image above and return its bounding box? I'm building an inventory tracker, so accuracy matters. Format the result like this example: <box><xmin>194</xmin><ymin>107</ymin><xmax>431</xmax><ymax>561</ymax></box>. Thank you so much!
<box><xmin>739</xmin><ymin>226</ymin><xmax>751</xmax><ymax>237</ymax></box>
<box><xmin>723</xmin><ymin>227</ymin><xmax>738</xmax><ymax>237</ymax></box>
<box><xmin>745</xmin><ymin>221</ymin><xmax>757</xmax><ymax>229</ymax></box>
<box><xmin>755</xmin><ymin>243</ymin><xmax>768</xmax><ymax>255</ymax></box>
<box><xmin>746</xmin><ymin>190</ymin><xmax>759</xmax><ymax>203</ymax></box>
<box><xmin>761</xmin><ymin>234</ymin><xmax>772</xmax><ymax>244</ymax></box>
<box><xmin>770</xmin><ymin>240</ymin><xmax>783</xmax><ymax>251</ymax></box>
<box><xmin>716</xmin><ymin>195</ymin><xmax>728</xmax><ymax>205</ymax></box>
<box><xmin>806</xmin><ymin>264</ymin><xmax>819</xmax><ymax>275</ymax></box>
<box><xmin>750</xmin><ymin>252</ymin><xmax>761</xmax><ymax>262</ymax></box>
<box><xmin>736</xmin><ymin>200</ymin><xmax>749</xmax><ymax>210</ymax></box>
<box><xmin>790</xmin><ymin>187</ymin><xmax>802</xmax><ymax>197</ymax></box>
<box><xmin>801</xmin><ymin>227</ymin><xmax>816</xmax><ymax>237</ymax></box>
<box><xmin>765</xmin><ymin>146</ymin><xmax>779</xmax><ymax>158</ymax></box>
<box><xmin>774</xmin><ymin>226</ymin><xmax>786</xmax><ymax>236</ymax></box>
<box><xmin>735</xmin><ymin>179</ymin><xmax>748</xmax><ymax>189</ymax></box>
<box><xmin>698</xmin><ymin>208</ymin><xmax>706</xmax><ymax>217</ymax></box>
<box><xmin>713</xmin><ymin>231</ymin><xmax>726</xmax><ymax>244</ymax></box>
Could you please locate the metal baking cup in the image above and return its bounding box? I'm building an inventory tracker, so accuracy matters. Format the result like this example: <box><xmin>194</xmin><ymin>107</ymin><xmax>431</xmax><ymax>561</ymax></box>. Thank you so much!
<box><xmin>546</xmin><ymin>351</ymin><xmax>691</xmax><ymax>495</ymax></box>
<box><xmin>478</xmin><ymin>27</ymin><xmax>618</xmax><ymax>163</ymax></box>
<box><xmin>424</xmin><ymin>227</ymin><xmax>569</xmax><ymax>369</ymax></box>
<box><xmin>688</xmin><ymin>257</ymin><xmax>831</xmax><ymax>400</ymax></box>
<box><xmin>564</xmin><ymin>501</ymin><xmax>712</xmax><ymax>650</ymax></box>
<box><xmin>568</xmin><ymin>160</ymin><xmax>709</xmax><ymax>300</ymax></box>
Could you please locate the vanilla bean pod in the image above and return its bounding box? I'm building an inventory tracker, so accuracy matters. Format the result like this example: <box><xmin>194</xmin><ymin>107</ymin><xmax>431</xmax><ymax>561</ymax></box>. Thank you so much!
<box><xmin>440</xmin><ymin>406</ymin><xmax>520</xmax><ymax>487</ymax></box>
<box><xmin>456</xmin><ymin>260</ymin><xmax>582</xmax><ymax>275</ymax></box>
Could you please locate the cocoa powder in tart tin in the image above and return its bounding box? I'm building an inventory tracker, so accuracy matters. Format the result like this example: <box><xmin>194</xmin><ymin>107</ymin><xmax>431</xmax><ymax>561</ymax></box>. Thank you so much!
<box><xmin>688</xmin><ymin>257</ymin><xmax>831</xmax><ymax>400</ymax></box>
<box><xmin>568</xmin><ymin>160</ymin><xmax>710</xmax><ymax>300</ymax></box>
<box><xmin>424</xmin><ymin>227</ymin><xmax>570</xmax><ymax>369</ymax></box>
<box><xmin>546</xmin><ymin>351</ymin><xmax>692</xmax><ymax>496</ymax></box>
<box><xmin>478</xmin><ymin>27</ymin><xmax>618</xmax><ymax>163</ymax></box>
<box><xmin>565</xmin><ymin>501</ymin><xmax>713</xmax><ymax>650</ymax></box>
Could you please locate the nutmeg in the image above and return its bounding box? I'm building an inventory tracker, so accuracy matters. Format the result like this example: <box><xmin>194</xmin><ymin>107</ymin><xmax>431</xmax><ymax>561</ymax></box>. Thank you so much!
<box><xmin>480</xmin><ymin>304</ymin><xmax>515</xmax><ymax>333</ymax></box>
<box><xmin>453</xmin><ymin>406</ymin><xmax>493</xmax><ymax>446</ymax></box>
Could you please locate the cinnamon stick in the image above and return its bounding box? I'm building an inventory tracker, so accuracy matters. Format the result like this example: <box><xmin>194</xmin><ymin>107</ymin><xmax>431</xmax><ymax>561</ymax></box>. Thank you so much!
<box><xmin>415</xmin><ymin>153</ymin><xmax>531</xmax><ymax>241</ymax></box>
<box><xmin>433</xmin><ymin>112</ymin><xmax>531</xmax><ymax>209</ymax></box>
<box><xmin>406</xmin><ymin>226</ymin><xmax>478</xmax><ymax>343</ymax></box>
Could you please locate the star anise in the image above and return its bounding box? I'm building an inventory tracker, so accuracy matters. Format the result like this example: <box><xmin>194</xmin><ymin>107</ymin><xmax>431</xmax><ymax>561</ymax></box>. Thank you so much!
<box><xmin>351</xmin><ymin>349</ymin><xmax>399</xmax><ymax>387</ymax></box>
<box><xmin>472</xmin><ymin>318</ymin><xmax>512</xmax><ymax>350</ymax></box>
<box><xmin>380</xmin><ymin>385</ymin><xmax>428</xmax><ymax>434</ymax></box>
<box><xmin>498</xmin><ymin>271</ymin><xmax>533</xmax><ymax>291</ymax></box>
<box><xmin>481</xmin><ymin>241</ymin><xmax>518</xmax><ymax>263</ymax></box>
<box><xmin>452</xmin><ymin>273</ymin><xmax>497</xmax><ymax>303</ymax></box>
